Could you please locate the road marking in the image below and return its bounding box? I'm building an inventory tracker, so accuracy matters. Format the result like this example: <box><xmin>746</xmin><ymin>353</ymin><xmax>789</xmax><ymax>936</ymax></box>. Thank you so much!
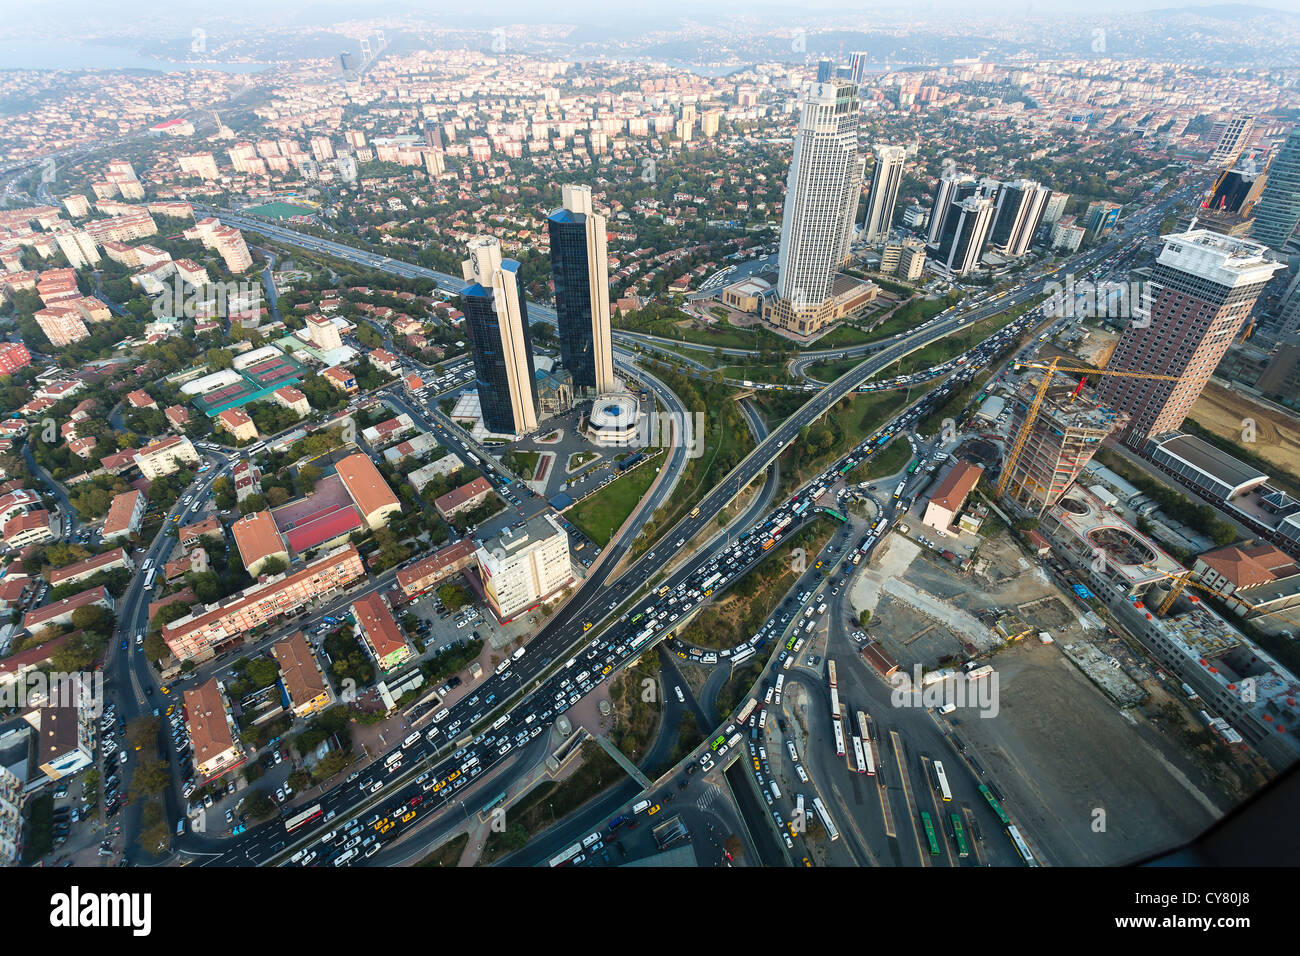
<box><xmin>889</xmin><ymin>730</ymin><xmax>927</xmax><ymax>867</ymax></box>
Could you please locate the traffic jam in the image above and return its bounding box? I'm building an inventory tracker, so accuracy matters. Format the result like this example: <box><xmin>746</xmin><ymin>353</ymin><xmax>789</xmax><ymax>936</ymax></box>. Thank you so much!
<box><xmin>276</xmin><ymin>292</ymin><xmax>1058</xmax><ymax>866</ymax></box>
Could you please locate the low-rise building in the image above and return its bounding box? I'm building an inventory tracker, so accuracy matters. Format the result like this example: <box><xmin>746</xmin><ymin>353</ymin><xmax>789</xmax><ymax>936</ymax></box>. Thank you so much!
<box><xmin>163</xmin><ymin>545</ymin><xmax>364</xmax><ymax>663</ymax></box>
<box><xmin>433</xmin><ymin>476</ymin><xmax>495</xmax><ymax>520</ymax></box>
<box><xmin>352</xmin><ymin>592</ymin><xmax>412</xmax><ymax>671</ymax></box>
<box><xmin>231</xmin><ymin>510</ymin><xmax>288</xmax><ymax>576</ymax></box>
<box><xmin>184</xmin><ymin>678</ymin><xmax>242</xmax><ymax>779</ymax></box>
<box><xmin>335</xmin><ymin>452</ymin><xmax>401</xmax><ymax>530</ymax></box>
<box><xmin>47</xmin><ymin>548</ymin><xmax>132</xmax><ymax>590</ymax></box>
<box><xmin>921</xmin><ymin>461</ymin><xmax>984</xmax><ymax>533</ymax></box>
<box><xmin>271</xmin><ymin>631</ymin><xmax>334</xmax><ymax>718</ymax></box>
<box><xmin>395</xmin><ymin>538</ymin><xmax>477</xmax><ymax>598</ymax></box>
<box><xmin>475</xmin><ymin>513</ymin><xmax>572</xmax><ymax>622</ymax></box>
<box><xmin>23</xmin><ymin>585</ymin><xmax>113</xmax><ymax>634</ymax></box>
<box><xmin>3</xmin><ymin>510</ymin><xmax>54</xmax><ymax>548</ymax></box>
<box><xmin>134</xmin><ymin>435</ymin><xmax>200</xmax><ymax>480</ymax></box>
<box><xmin>101</xmin><ymin>489</ymin><xmax>145</xmax><ymax>541</ymax></box>
<box><xmin>217</xmin><ymin>407</ymin><xmax>259</xmax><ymax>443</ymax></box>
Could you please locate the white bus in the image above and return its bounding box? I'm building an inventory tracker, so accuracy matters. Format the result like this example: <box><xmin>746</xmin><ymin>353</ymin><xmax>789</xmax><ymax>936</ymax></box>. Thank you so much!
<box><xmin>832</xmin><ymin>717</ymin><xmax>846</xmax><ymax>757</ymax></box>
<box><xmin>934</xmin><ymin>760</ymin><xmax>953</xmax><ymax>802</ymax></box>
<box><xmin>851</xmin><ymin>735</ymin><xmax>867</xmax><ymax>774</ymax></box>
<box><xmin>548</xmin><ymin>842</ymin><xmax>583</xmax><ymax>867</ymax></box>
<box><xmin>812</xmin><ymin>796</ymin><xmax>840</xmax><ymax>842</ymax></box>
<box><xmin>1007</xmin><ymin>825</ymin><xmax>1038</xmax><ymax>867</ymax></box>
<box><xmin>142</xmin><ymin>569</ymin><xmax>157</xmax><ymax>591</ymax></box>
<box><xmin>829</xmin><ymin>686</ymin><xmax>840</xmax><ymax>719</ymax></box>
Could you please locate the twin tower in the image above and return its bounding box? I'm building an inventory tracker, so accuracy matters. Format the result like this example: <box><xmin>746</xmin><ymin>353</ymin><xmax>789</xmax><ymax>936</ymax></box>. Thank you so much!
<box><xmin>460</xmin><ymin>184</ymin><xmax>615</xmax><ymax>437</ymax></box>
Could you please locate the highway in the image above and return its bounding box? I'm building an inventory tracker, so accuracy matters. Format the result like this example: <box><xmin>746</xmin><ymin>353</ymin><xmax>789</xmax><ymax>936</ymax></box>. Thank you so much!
<box><xmin>114</xmin><ymin>185</ymin><xmax>1195</xmax><ymax>865</ymax></box>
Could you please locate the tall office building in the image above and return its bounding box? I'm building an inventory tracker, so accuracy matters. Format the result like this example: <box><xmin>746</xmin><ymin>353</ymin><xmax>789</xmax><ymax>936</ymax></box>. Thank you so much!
<box><xmin>926</xmin><ymin>170</ymin><xmax>976</xmax><ymax>246</ymax></box>
<box><xmin>1209</xmin><ymin>115</ymin><xmax>1254</xmax><ymax>168</ymax></box>
<box><xmin>847</xmin><ymin>52</ymin><xmax>868</xmax><ymax>84</ymax></box>
<box><xmin>768</xmin><ymin>79</ymin><xmax>865</xmax><ymax>335</ymax></box>
<box><xmin>460</xmin><ymin>236</ymin><xmax>539</xmax><ymax>437</ymax></box>
<box><xmin>1251</xmin><ymin>127</ymin><xmax>1300</xmax><ymax>252</ymax></box>
<box><xmin>930</xmin><ymin>195</ymin><xmax>994</xmax><ymax>276</ymax></box>
<box><xmin>1041</xmin><ymin>191</ymin><xmax>1071</xmax><ymax>225</ymax></box>
<box><xmin>861</xmin><ymin>144</ymin><xmax>906</xmax><ymax>243</ymax></box>
<box><xmin>816</xmin><ymin>60</ymin><xmax>834</xmax><ymax>82</ymax></box>
<box><xmin>1096</xmin><ymin>231</ymin><xmax>1284</xmax><ymax>449</ymax></box>
<box><xmin>547</xmin><ymin>184</ymin><xmax>614</xmax><ymax>395</ymax></box>
<box><xmin>1003</xmin><ymin>380</ymin><xmax>1129</xmax><ymax>517</ymax></box>
<box><xmin>988</xmin><ymin>180</ymin><xmax>1052</xmax><ymax>257</ymax></box>
<box><xmin>1084</xmin><ymin>200</ymin><xmax>1122</xmax><ymax>241</ymax></box>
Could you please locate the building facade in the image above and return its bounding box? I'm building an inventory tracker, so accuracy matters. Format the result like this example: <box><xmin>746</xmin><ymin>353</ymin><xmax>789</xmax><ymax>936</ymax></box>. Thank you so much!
<box><xmin>1095</xmin><ymin>231</ymin><xmax>1284</xmax><ymax>448</ymax></box>
<box><xmin>861</xmin><ymin>144</ymin><xmax>906</xmax><ymax>243</ymax></box>
<box><xmin>548</xmin><ymin>184</ymin><xmax>615</xmax><ymax>395</ymax></box>
<box><xmin>460</xmin><ymin>236</ymin><xmax>539</xmax><ymax>436</ymax></box>
<box><xmin>475</xmin><ymin>513</ymin><xmax>573</xmax><ymax>622</ymax></box>
<box><xmin>767</xmin><ymin>80</ymin><xmax>865</xmax><ymax>335</ymax></box>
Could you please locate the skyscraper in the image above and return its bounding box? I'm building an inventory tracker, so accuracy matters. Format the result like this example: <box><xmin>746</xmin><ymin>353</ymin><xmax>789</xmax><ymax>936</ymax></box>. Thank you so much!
<box><xmin>847</xmin><ymin>52</ymin><xmax>868</xmax><ymax>84</ymax></box>
<box><xmin>988</xmin><ymin>180</ymin><xmax>1052</xmax><ymax>257</ymax></box>
<box><xmin>768</xmin><ymin>79</ymin><xmax>865</xmax><ymax>335</ymax></box>
<box><xmin>1096</xmin><ymin>230</ymin><xmax>1284</xmax><ymax>449</ymax></box>
<box><xmin>1003</xmin><ymin>380</ymin><xmax>1128</xmax><ymax>517</ymax></box>
<box><xmin>1209</xmin><ymin>115</ymin><xmax>1254</xmax><ymax>168</ymax></box>
<box><xmin>1251</xmin><ymin>127</ymin><xmax>1300</xmax><ymax>252</ymax></box>
<box><xmin>816</xmin><ymin>60</ymin><xmax>834</xmax><ymax>82</ymax></box>
<box><xmin>460</xmin><ymin>236</ymin><xmax>539</xmax><ymax>437</ymax></box>
<box><xmin>547</xmin><ymin>184</ymin><xmax>614</xmax><ymax>395</ymax></box>
<box><xmin>930</xmin><ymin>195</ymin><xmax>994</xmax><ymax>276</ymax></box>
<box><xmin>861</xmin><ymin>144</ymin><xmax>906</xmax><ymax>243</ymax></box>
<box><xmin>926</xmin><ymin>169</ymin><xmax>976</xmax><ymax>247</ymax></box>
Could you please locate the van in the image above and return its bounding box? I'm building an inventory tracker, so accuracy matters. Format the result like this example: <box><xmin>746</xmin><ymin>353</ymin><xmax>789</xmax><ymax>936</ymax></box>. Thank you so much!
<box><xmin>334</xmin><ymin>848</ymin><xmax>358</xmax><ymax>867</ymax></box>
<box><xmin>631</xmin><ymin>799</ymin><xmax>651</xmax><ymax>814</ymax></box>
<box><xmin>512</xmin><ymin>647</ymin><xmax>525</xmax><ymax>660</ymax></box>
<box><xmin>403</xmin><ymin>732</ymin><xmax>420</xmax><ymax>748</ymax></box>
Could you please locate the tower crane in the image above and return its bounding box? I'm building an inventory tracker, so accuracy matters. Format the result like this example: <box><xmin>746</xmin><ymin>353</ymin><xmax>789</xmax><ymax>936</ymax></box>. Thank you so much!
<box><xmin>995</xmin><ymin>358</ymin><xmax>1182</xmax><ymax>500</ymax></box>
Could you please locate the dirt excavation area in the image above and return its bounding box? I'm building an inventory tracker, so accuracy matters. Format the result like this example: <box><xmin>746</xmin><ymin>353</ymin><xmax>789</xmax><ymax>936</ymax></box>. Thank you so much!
<box><xmin>850</xmin><ymin>529</ymin><xmax>1095</xmax><ymax>671</ymax></box>
<box><xmin>1190</xmin><ymin>381</ymin><xmax>1300</xmax><ymax>475</ymax></box>
<box><xmin>851</xmin><ymin>527</ymin><xmax>1247</xmax><ymax>866</ymax></box>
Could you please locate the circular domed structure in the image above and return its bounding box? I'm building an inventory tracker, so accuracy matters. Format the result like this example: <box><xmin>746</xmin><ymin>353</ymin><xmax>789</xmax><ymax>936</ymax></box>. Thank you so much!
<box><xmin>586</xmin><ymin>394</ymin><xmax>640</xmax><ymax>446</ymax></box>
<box><xmin>1086</xmin><ymin>527</ymin><xmax>1157</xmax><ymax>567</ymax></box>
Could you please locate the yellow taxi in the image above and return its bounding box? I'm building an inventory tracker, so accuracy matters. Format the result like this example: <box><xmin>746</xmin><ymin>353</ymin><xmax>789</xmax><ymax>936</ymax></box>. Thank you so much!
<box><xmin>372</xmin><ymin>818</ymin><xmax>389</xmax><ymax>831</ymax></box>
<box><xmin>379</xmin><ymin>820</ymin><xmax>394</xmax><ymax>835</ymax></box>
<box><xmin>401</xmin><ymin>810</ymin><xmax>416</xmax><ymax>823</ymax></box>
<box><xmin>601</xmin><ymin>665</ymin><xmax>612</xmax><ymax>676</ymax></box>
<box><xmin>647</xmin><ymin>804</ymin><xmax>661</xmax><ymax>815</ymax></box>
<box><xmin>447</xmin><ymin>769</ymin><xmax>461</xmax><ymax>782</ymax></box>
<box><xmin>583</xmin><ymin>622</ymin><xmax>593</xmax><ymax>631</ymax></box>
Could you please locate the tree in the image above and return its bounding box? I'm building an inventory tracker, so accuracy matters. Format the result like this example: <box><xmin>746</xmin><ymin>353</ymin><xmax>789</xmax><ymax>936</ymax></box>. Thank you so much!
<box><xmin>313</xmin><ymin>750</ymin><xmax>350</xmax><ymax>780</ymax></box>
<box><xmin>243</xmin><ymin>790</ymin><xmax>277</xmax><ymax>820</ymax></box>
<box><xmin>128</xmin><ymin>758</ymin><xmax>172</xmax><ymax>801</ymax></box>
<box><xmin>137</xmin><ymin>799</ymin><xmax>172</xmax><ymax>855</ymax></box>
<box><xmin>437</xmin><ymin>582</ymin><xmax>471</xmax><ymax>611</ymax></box>
<box><xmin>859</xmin><ymin>609</ymin><xmax>872</xmax><ymax>628</ymax></box>
<box><xmin>70</xmin><ymin>604</ymin><xmax>114</xmax><ymax>637</ymax></box>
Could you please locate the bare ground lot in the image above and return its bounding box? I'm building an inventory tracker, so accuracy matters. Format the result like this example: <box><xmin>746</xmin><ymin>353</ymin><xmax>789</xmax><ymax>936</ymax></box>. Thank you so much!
<box><xmin>1191</xmin><ymin>380</ymin><xmax>1300</xmax><ymax>475</ymax></box>
<box><xmin>952</xmin><ymin>638</ymin><xmax>1230</xmax><ymax>866</ymax></box>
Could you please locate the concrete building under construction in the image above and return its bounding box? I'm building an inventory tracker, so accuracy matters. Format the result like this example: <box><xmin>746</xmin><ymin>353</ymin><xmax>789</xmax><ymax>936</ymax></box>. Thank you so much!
<box><xmin>1003</xmin><ymin>378</ymin><xmax>1129</xmax><ymax>517</ymax></box>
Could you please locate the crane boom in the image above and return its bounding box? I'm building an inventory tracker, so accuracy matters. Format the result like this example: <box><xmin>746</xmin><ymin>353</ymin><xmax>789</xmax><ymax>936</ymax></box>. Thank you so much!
<box><xmin>995</xmin><ymin>358</ymin><xmax>1182</xmax><ymax>500</ymax></box>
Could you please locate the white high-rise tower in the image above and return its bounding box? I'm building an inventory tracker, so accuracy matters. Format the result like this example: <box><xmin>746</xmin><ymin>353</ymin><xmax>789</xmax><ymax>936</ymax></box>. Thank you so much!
<box><xmin>861</xmin><ymin>144</ymin><xmax>906</xmax><ymax>243</ymax></box>
<box><xmin>768</xmin><ymin>79</ymin><xmax>865</xmax><ymax>336</ymax></box>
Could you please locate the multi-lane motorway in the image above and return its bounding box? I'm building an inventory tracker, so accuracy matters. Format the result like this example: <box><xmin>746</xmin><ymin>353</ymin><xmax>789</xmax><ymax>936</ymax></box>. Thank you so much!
<box><xmin>100</xmin><ymin>185</ymin><xmax>1197</xmax><ymax>865</ymax></box>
